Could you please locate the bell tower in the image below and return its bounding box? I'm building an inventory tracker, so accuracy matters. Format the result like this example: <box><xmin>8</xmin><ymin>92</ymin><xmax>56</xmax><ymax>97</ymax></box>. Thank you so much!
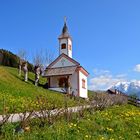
<box><xmin>58</xmin><ymin>17</ymin><xmax>72</xmax><ymax>58</ymax></box>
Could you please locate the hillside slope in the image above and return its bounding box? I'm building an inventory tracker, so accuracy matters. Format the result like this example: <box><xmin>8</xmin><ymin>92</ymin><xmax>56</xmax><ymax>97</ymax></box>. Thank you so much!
<box><xmin>0</xmin><ymin>66</ymin><xmax>83</xmax><ymax>113</ymax></box>
<box><xmin>0</xmin><ymin>49</ymin><xmax>33</xmax><ymax>71</ymax></box>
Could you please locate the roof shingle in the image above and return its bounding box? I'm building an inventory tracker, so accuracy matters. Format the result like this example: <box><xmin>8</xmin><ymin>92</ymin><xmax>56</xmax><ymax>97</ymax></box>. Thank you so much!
<box><xmin>44</xmin><ymin>66</ymin><xmax>77</xmax><ymax>77</ymax></box>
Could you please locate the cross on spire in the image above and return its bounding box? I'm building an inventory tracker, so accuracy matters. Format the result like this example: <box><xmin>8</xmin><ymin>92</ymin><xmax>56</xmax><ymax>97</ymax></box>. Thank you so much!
<box><xmin>64</xmin><ymin>16</ymin><xmax>67</xmax><ymax>24</ymax></box>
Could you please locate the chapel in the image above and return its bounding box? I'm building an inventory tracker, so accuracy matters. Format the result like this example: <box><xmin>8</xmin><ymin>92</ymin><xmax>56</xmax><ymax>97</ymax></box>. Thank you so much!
<box><xmin>44</xmin><ymin>19</ymin><xmax>89</xmax><ymax>98</ymax></box>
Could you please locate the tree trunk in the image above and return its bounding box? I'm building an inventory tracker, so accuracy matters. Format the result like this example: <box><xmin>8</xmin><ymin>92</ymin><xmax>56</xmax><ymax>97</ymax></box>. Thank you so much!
<box><xmin>24</xmin><ymin>71</ymin><xmax>28</xmax><ymax>82</ymax></box>
<box><xmin>35</xmin><ymin>74</ymin><xmax>40</xmax><ymax>86</ymax></box>
<box><xmin>18</xmin><ymin>65</ymin><xmax>22</xmax><ymax>76</ymax></box>
<box><xmin>23</xmin><ymin>63</ymin><xmax>28</xmax><ymax>82</ymax></box>
<box><xmin>34</xmin><ymin>66</ymin><xmax>41</xmax><ymax>86</ymax></box>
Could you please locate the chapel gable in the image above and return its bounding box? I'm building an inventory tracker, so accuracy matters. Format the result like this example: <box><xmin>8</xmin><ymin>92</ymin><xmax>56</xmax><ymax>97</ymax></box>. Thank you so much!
<box><xmin>48</xmin><ymin>53</ymin><xmax>80</xmax><ymax>68</ymax></box>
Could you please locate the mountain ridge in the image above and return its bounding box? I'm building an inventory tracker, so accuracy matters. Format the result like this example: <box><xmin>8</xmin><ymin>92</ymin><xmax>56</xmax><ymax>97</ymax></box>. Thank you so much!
<box><xmin>111</xmin><ymin>81</ymin><xmax>140</xmax><ymax>98</ymax></box>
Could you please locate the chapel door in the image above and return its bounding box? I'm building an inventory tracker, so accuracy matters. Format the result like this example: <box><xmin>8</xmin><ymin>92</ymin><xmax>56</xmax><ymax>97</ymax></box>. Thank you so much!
<box><xmin>58</xmin><ymin>77</ymin><xmax>68</xmax><ymax>88</ymax></box>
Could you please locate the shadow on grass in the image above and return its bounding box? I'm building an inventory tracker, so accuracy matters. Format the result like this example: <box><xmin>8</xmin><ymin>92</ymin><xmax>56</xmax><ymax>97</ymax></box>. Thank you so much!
<box><xmin>28</xmin><ymin>78</ymin><xmax>47</xmax><ymax>89</ymax></box>
<box><xmin>28</xmin><ymin>78</ymin><xmax>35</xmax><ymax>85</ymax></box>
<box><xmin>7</xmin><ymin>68</ymin><xmax>47</xmax><ymax>89</ymax></box>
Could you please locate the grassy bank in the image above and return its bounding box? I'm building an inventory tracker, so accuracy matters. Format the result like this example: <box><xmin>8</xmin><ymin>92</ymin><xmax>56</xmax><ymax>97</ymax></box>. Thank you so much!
<box><xmin>0</xmin><ymin>66</ymin><xmax>86</xmax><ymax>113</ymax></box>
<box><xmin>0</xmin><ymin>104</ymin><xmax>139</xmax><ymax>140</ymax></box>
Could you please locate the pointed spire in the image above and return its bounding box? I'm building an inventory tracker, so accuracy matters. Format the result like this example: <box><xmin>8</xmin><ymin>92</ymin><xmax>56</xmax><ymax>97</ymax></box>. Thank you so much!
<box><xmin>64</xmin><ymin>16</ymin><xmax>67</xmax><ymax>24</ymax></box>
<box><xmin>58</xmin><ymin>17</ymin><xmax>72</xmax><ymax>40</ymax></box>
<box><xmin>62</xmin><ymin>16</ymin><xmax>68</xmax><ymax>34</ymax></box>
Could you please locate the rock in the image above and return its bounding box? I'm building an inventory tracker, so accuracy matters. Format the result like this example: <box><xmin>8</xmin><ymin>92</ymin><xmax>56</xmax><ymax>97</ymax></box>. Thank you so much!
<box><xmin>15</xmin><ymin>126</ymin><xmax>24</xmax><ymax>133</ymax></box>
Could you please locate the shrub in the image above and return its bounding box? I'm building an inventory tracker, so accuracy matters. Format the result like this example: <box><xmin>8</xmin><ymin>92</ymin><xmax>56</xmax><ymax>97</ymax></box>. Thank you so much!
<box><xmin>90</xmin><ymin>93</ymin><xmax>128</xmax><ymax>111</ymax></box>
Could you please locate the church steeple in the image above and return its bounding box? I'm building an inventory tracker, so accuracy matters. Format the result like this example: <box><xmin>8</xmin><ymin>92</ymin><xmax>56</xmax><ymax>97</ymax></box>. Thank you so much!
<box><xmin>58</xmin><ymin>17</ymin><xmax>72</xmax><ymax>58</ymax></box>
<box><xmin>62</xmin><ymin>17</ymin><xmax>68</xmax><ymax>34</ymax></box>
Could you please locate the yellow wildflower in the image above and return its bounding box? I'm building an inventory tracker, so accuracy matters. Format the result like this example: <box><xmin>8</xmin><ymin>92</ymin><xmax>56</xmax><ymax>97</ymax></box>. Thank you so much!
<box><xmin>71</xmin><ymin>123</ymin><xmax>73</xmax><ymax>125</ymax></box>
<box><xmin>100</xmin><ymin>136</ymin><xmax>105</xmax><ymax>140</ymax></box>
<box><xmin>74</xmin><ymin>124</ymin><xmax>77</xmax><ymax>127</ymax></box>
<box><xmin>107</xmin><ymin>127</ymin><xmax>114</xmax><ymax>132</ymax></box>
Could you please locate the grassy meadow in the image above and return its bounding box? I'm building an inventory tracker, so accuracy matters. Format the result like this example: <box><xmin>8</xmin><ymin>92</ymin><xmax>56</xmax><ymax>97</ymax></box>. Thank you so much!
<box><xmin>0</xmin><ymin>66</ymin><xmax>140</xmax><ymax>140</ymax></box>
<box><xmin>0</xmin><ymin>66</ymin><xmax>85</xmax><ymax>113</ymax></box>
<box><xmin>1</xmin><ymin>104</ymin><xmax>140</xmax><ymax>140</ymax></box>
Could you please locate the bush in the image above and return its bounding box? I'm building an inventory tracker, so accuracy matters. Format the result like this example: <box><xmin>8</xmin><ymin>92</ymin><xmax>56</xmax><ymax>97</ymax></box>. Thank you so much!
<box><xmin>90</xmin><ymin>93</ymin><xmax>128</xmax><ymax>110</ymax></box>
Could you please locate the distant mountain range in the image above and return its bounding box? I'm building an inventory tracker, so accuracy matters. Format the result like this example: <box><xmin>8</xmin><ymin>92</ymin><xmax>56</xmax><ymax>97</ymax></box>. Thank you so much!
<box><xmin>111</xmin><ymin>81</ymin><xmax>140</xmax><ymax>98</ymax></box>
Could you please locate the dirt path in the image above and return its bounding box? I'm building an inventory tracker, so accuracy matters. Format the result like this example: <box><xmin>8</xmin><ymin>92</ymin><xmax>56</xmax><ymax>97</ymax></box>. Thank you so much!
<box><xmin>0</xmin><ymin>105</ymin><xmax>91</xmax><ymax>123</ymax></box>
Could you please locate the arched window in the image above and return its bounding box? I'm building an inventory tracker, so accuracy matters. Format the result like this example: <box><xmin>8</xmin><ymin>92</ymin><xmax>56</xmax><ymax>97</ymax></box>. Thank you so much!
<box><xmin>82</xmin><ymin>79</ymin><xmax>86</xmax><ymax>89</ymax></box>
<box><xmin>61</xmin><ymin>44</ymin><xmax>66</xmax><ymax>49</ymax></box>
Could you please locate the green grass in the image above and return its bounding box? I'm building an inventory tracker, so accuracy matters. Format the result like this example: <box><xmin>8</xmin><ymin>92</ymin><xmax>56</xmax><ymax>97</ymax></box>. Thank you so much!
<box><xmin>1</xmin><ymin>104</ymin><xmax>140</xmax><ymax>140</ymax></box>
<box><xmin>0</xmin><ymin>66</ymin><xmax>85</xmax><ymax>113</ymax></box>
<box><xmin>0</xmin><ymin>66</ymin><xmax>140</xmax><ymax>140</ymax></box>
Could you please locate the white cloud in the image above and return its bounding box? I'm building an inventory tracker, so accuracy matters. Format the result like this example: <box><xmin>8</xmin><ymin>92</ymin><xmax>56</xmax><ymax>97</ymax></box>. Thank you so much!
<box><xmin>116</xmin><ymin>74</ymin><xmax>127</xmax><ymax>78</ymax></box>
<box><xmin>93</xmin><ymin>69</ymin><xmax>110</xmax><ymax>76</ymax></box>
<box><xmin>134</xmin><ymin>64</ymin><xmax>140</xmax><ymax>72</ymax></box>
<box><xmin>89</xmin><ymin>69</ymin><xmax>126</xmax><ymax>91</ymax></box>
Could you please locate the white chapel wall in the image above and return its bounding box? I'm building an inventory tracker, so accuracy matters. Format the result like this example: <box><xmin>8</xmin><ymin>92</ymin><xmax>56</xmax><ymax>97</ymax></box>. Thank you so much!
<box><xmin>68</xmin><ymin>39</ymin><xmax>72</xmax><ymax>58</ymax></box>
<box><xmin>70</xmin><ymin>72</ymin><xmax>78</xmax><ymax>96</ymax></box>
<box><xmin>79</xmin><ymin>71</ymin><xmax>88</xmax><ymax>98</ymax></box>
<box><xmin>60</xmin><ymin>39</ymin><xmax>68</xmax><ymax>55</ymax></box>
<box><xmin>59</xmin><ymin>38</ymin><xmax>72</xmax><ymax>58</ymax></box>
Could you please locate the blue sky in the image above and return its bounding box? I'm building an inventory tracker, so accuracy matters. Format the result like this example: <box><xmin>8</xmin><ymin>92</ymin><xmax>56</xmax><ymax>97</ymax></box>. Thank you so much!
<box><xmin>0</xmin><ymin>0</ymin><xmax>140</xmax><ymax>90</ymax></box>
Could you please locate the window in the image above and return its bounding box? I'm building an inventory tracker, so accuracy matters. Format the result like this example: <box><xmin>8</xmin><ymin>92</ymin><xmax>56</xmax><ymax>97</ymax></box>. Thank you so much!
<box><xmin>61</xmin><ymin>44</ymin><xmax>66</xmax><ymax>49</ymax></box>
<box><xmin>82</xmin><ymin>79</ymin><xmax>86</xmax><ymax>89</ymax></box>
<box><xmin>68</xmin><ymin>45</ymin><xmax>71</xmax><ymax>50</ymax></box>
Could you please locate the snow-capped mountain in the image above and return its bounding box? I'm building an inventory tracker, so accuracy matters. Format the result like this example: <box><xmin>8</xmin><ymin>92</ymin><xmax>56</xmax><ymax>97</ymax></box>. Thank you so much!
<box><xmin>111</xmin><ymin>81</ymin><xmax>140</xmax><ymax>98</ymax></box>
